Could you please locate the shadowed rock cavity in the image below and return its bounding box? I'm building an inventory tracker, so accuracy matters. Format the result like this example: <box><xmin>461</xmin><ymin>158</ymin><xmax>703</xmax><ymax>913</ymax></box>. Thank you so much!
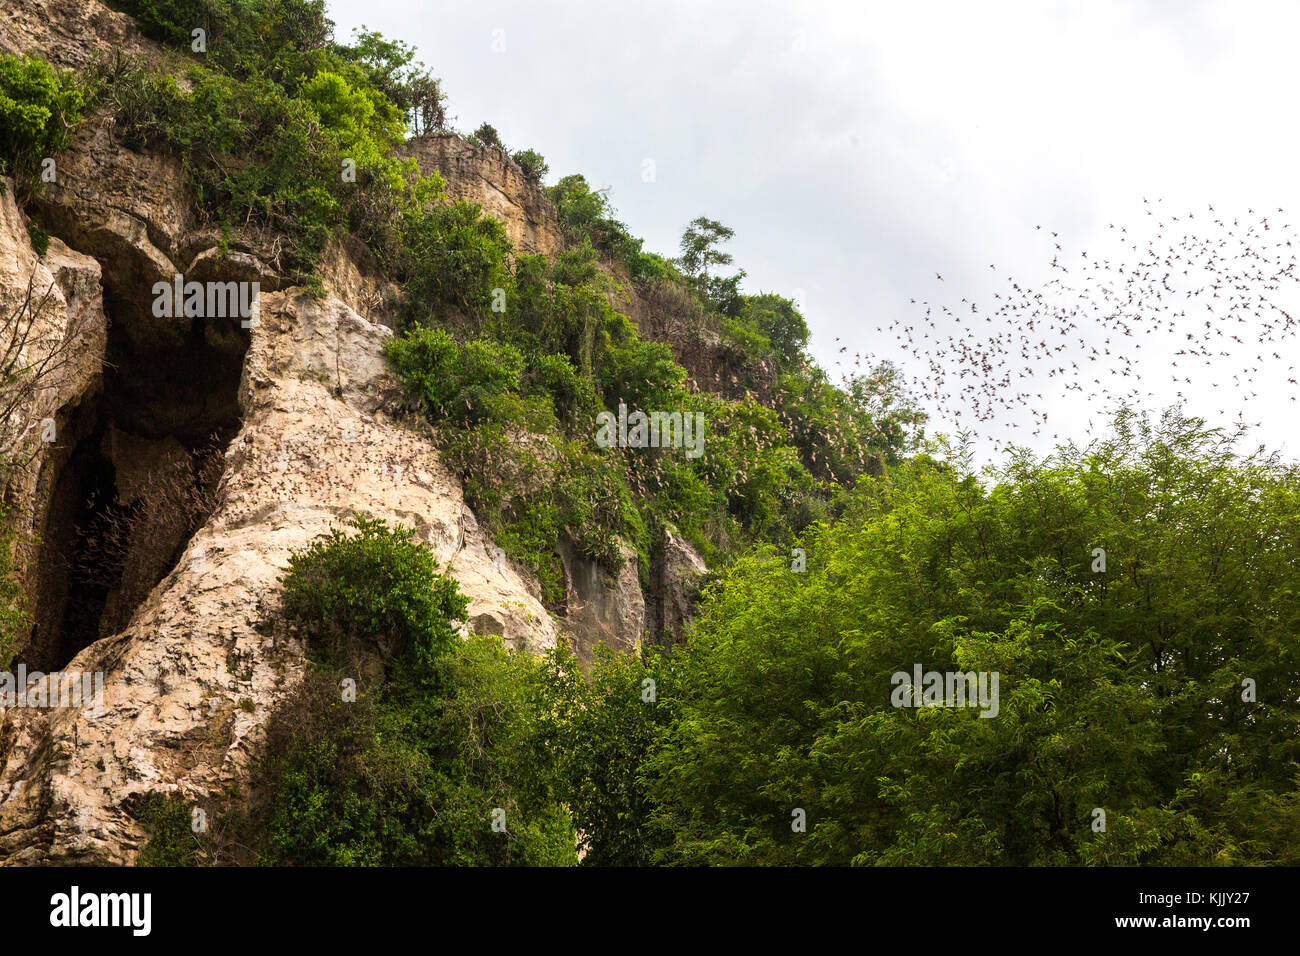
<box><xmin>27</xmin><ymin>283</ymin><xmax>249</xmax><ymax>670</ymax></box>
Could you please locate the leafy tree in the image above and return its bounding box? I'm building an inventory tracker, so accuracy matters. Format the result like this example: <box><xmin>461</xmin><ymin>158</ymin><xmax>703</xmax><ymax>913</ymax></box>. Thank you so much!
<box><xmin>338</xmin><ymin>27</ymin><xmax>446</xmax><ymax>133</ymax></box>
<box><xmin>469</xmin><ymin>122</ymin><xmax>504</xmax><ymax>151</ymax></box>
<box><xmin>257</xmin><ymin>518</ymin><xmax>577</xmax><ymax>866</ymax></box>
<box><xmin>742</xmin><ymin>293</ymin><xmax>808</xmax><ymax>368</ymax></box>
<box><xmin>545</xmin><ymin>643</ymin><xmax>680</xmax><ymax>865</ymax></box>
<box><xmin>674</xmin><ymin>217</ymin><xmax>746</xmax><ymax>314</ymax></box>
<box><xmin>546</xmin><ymin>174</ymin><xmax>643</xmax><ymax>271</ymax></box>
<box><xmin>0</xmin><ymin>54</ymin><xmax>85</xmax><ymax>198</ymax></box>
<box><xmin>511</xmin><ymin>147</ymin><xmax>549</xmax><ymax>184</ymax></box>
<box><xmin>648</xmin><ymin>407</ymin><xmax>1300</xmax><ymax>865</ymax></box>
<box><xmin>675</xmin><ymin>216</ymin><xmax>734</xmax><ymax>278</ymax></box>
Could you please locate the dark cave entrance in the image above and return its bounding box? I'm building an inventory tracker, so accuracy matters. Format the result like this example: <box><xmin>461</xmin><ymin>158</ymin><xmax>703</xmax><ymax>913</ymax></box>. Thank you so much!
<box><xmin>27</xmin><ymin>287</ymin><xmax>250</xmax><ymax>672</ymax></box>
<box><xmin>52</xmin><ymin>423</ymin><xmax>130</xmax><ymax>669</ymax></box>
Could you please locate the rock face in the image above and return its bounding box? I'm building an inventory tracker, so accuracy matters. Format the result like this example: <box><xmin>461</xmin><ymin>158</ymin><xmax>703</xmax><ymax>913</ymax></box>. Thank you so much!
<box><xmin>0</xmin><ymin>179</ymin><xmax>108</xmax><ymax>640</ymax></box>
<box><xmin>654</xmin><ymin>528</ymin><xmax>709</xmax><ymax>646</ymax></box>
<box><xmin>0</xmin><ymin>0</ymin><xmax>710</xmax><ymax>863</ymax></box>
<box><xmin>0</xmin><ymin>259</ymin><xmax>560</xmax><ymax>863</ymax></box>
<box><xmin>559</xmin><ymin>540</ymin><xmax>645</xmax><ymax>663</ymax></box>
<box><xmin>398</xmin><ymin>134</ymin><xmax>565</xmax><ymax>258</ymax></box>
<box><xmin>0</xmin><ymin>154</ymin><xmax>560</xmax><ymax>862</ymax></box>
<box><xmin>0</xmin><ymin>0</ymin><xmax>153</xmax><ymax>68</ymax></box>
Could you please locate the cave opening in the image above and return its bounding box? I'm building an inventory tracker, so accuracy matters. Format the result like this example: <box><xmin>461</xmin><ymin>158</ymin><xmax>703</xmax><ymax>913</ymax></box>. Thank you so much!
<box><xmin>27</xmin><ymin>286</ymin><xmax>249</xmax><ymax>672</ymax></box>
<box><xmin>52</xmin><ymin>422</ymin><xmax>131</xmax><ymax>669</ymax></box>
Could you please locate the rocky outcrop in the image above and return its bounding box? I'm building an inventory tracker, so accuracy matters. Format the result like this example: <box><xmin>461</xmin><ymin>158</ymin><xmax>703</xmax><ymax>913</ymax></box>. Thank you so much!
<box><xmin>654</xmin><ymin>528</ymin><xmax>708</xmax><ymax>646</ymax></box>
<box><xmin>559</xmin><ymin>540</ymin><xmax>645</xmax><ymax>662</ymax></box>
<box><xmin>398</xmin><ymin>134</ymin><xmax>564</xmax><ymax>259</ymax></box>
<box><xmin>0</xmin><ymin>179</ymin><xmax>108</xmax><ymax>635</ymax></box>
<box><xmin>0</xmin><ymin>0</ymin><xmax>154</xmax><ymax>69</ymax></box>
<box><xmin>0</xmin><ymin>0</ymin><xmax>713</xmax><ymax>863</ymax></box>
<box><xmin>0</xmin><ymin>188</ymin><xmax>559</xmax><ymax>865</ymax></box>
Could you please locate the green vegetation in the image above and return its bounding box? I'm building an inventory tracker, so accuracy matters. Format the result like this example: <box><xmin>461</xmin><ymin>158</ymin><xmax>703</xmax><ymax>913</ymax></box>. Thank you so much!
<box><xmin>466</xmin><ymin>121</ymin><xmax>504</xmax><ymax>151</ymax></box>
<box><xmin>0</xmin><ymin>54</ymin><xmax>85</xmax><ymax>198</ymax></box>
<box><xmin>0</xmin><ymin>501</ymin><xmax>31</xmax><ymax>670</ymax></box>
<box><xmin>257</xmin><ymin>516</ymin><xmax>576</xmax><ymax>866</ymax></box>
<box><xmin>5</xmin><ymin>0</ymin><xmax>917</xmax><ymax>614</ymax></box>
<box><xmin>382</xmin><ymin>182</ymin><xmax>920</xmax><ymax>604</ymax></box>
<box><xmin>511</xmin><ymin>148</ymin><xmax>548</xmax><ymax>184</ymax></box>
<box><xmin>25</xmin><ymin>222</ymin><xmax>49</xmax><ymax>257</ymax></box>
<box><xmin>94</xmin><ymin>1</ymin><xmax>448</xmax><ymax>276</ymax></box>
<box><xmin>545</xmin><ymin>643</ymin><xmax>681</xmax><ymax>865</ymax></box>
<box><xmin>20</xmin><ymin>0</ymin><xmax>1288</xmax><ymax>871</ymax></box>
<box><xmin>547</xmin><ymin>173</ymin><xmax>655</xmax><ymax>278</ymax></box>
<box><xmin>135</xmin><ymin>793</ymin><xmax>212</xmax><ymax>866</ymax></box>
<box><xmin>637</xmin><ymin>408</ymin><xmax>1300</xmax><ymax>864</ymax></box>
<box><xmin>676</xmin><ymin>215</ymin><xmax>745</xmax><ymax>315</ymax></box>
<box><xmin>279</xmin><ymin>514</ymin><xmax>464</xmax><ymax>676</ymax></box>
<box><xmin>174</xmin><ymin>410</ymin><xmax>1300</xmax><ymax>868</ymax></box>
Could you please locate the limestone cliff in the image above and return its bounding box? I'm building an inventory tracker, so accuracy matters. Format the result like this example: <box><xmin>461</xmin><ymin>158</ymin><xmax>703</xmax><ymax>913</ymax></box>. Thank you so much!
<box><xmin>0</xmin><ymin>0</ymin><xmax>707</xmax><ymax>863</ymax></box>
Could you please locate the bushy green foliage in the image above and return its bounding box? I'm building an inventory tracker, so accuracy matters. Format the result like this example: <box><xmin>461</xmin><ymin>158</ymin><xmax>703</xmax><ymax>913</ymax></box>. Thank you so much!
<box><xmin>385</xmin><ymin>327</ymin><xmax>525</xmax><ymax>424</ymax></box>
<box><xmin>772</xmin><ymin>361</ymin><xmax>924</xmax><ymax>484</ymax></box>
<box><xmin>280</xmin><ymin>513</ymin><xmax>466</xmax><ymax>676</ymax></box>
<box><xmin>545</xmin><ymin>643</ymin><xmax>681</xmax><ymax>865</ymax></box>
<box><xmin>644</xmin><ymin>408</ymin><xmax>1300</xmax><ymax>865</ymax></box>
<box><xmin>94</xmin><ymin>3</ymin><xmax>444</xmax><ymax>276</ymax></box>
<box><xmin>741</xmin><ymin>293</ymin><xmax>808</xmax><ymax>368</ymax></box>
<box><xmin>336</xmin><ymin>28</ymin><xmax>447</xmax><ymax>134</ymax></box>
<box><xmin>397</xmin><ymin>200</ymin><xmax>513</xmax><ymax>321</ymax></box>
<box><xmin>108</xmin><ymin>0</ymin><xmax>332</xmax><ymax>75</ymax></box>
<box><xmin>511</xmin><ymin>147</ymin><xmax>548</xmax><ymax>184</ymax></box>
<box><xmin>135</xmin><ymin>793</ymin><xmax>212</xmax><ymax>866</ymax></box>
<box><xmin>98</xmin><ymin>56</ymin><xmax>434</xmax><ymax>275</ymax></box>
<box><xmin>256</xmin><ymin>520</ymin><xmax>576</xmax><ymax>866</ymax></box>
<box><xmin>466</xmin><ymin>122</ymin><xmax>504</xmax><ymax>151</ymax></box>
<box><xmin>675</xmin><ymin>216</ymin><xmax>746</xmax><ymax>314</ymax></box>
<box><xmin>382</xmin><ymin>195</ymin><xmax>887</xmax><ymax>597</ymax></box>
<box><xmin>0</xmin><ymin>501</ymin><xmax>32</xmax><ymax>671</ymax></box>
<box><xmin>25</xmin><ymin>222</ymin><xmax>49</xmax><ymax>258</ymax></box>
<box><xmin>546</xmin><ymin>174</ymin><xmax>645</xmax><ymax>273</ymax></box>
<box><xmin>0</xmin><ymin>54</ymin><xmax>85</xmax><ymax>198</ymax></box>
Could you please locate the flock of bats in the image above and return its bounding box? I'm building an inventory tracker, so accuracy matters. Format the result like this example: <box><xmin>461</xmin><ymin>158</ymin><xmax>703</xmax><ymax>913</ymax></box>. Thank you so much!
<box><xmin>832</xmin><ymin>201</ymin><xmax>1300</xmax><ymax>454</ymax></box>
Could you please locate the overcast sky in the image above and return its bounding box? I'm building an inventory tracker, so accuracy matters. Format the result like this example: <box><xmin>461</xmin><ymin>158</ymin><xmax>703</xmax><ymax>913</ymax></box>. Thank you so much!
<box><xmin>330</xmin><ymin>0</ymin><xmax>1300</xmax><ymax>463</ymax></box>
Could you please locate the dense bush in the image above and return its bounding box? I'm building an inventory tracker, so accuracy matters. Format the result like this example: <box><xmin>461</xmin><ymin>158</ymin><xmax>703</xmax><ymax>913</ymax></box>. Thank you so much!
<box><xmin>94</xmin><ymin>3</ymin><xmax>445</xmax><ymax>276</ymax></box>
<box><xmin>384</xmin><ymin>327</ymin><xmax>525</xmax><ymax>425</ymax></box>
<box><xmin>280</xmin><ymin>514</ymin><xmax>466</xmax><ymax>677</ymax></box>
<box><xmin>643</xmin><ymin>408</ymin><xmax>1300</xmax><ymax>865</ymax></box>
<box><xmin>379</xmin><ymin>191</ymin><xmax>908</xmax><ymax>596</ymax></box>
<box><xmin>396</xmin><ymin>200</ymin><xmax>513</xmax><ymax>322</ymax></box>
<box><xmin>0</xmin><ymin>501</ymin><xmax>32</xmax><ymax>671</ymax></box>
<box><xmin>510</xmin><ymin>147</ymin><xmax>548</xmax><ymax>184</ymax></box>
<box><xmin>545</xmin><ymin>643</ymin><xmax>681</xmax><ymax>865</ymax></box>
<box><xmin>0</xmin><ymin>54</ymin><xmax>85</xmax><ymax>198</ymax></box>
<box><xmin>466</xmin><ymin>122</ymin><xmax>504</xmax><ymax>151</ymax></box>
<box><xmin>256</xmin><ymin>518</ymin><xmax>576</xmax><ymax>865</ymax></box>
<box><xmin>546</xmin><ymin>174</ymin><xmax>646</xmax><ymax>274</ymax></box>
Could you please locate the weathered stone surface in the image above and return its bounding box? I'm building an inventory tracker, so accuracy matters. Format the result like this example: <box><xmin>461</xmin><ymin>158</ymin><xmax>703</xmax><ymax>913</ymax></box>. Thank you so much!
<box><xmin>0</xmin><ymin>278</ymin><xmax>560</xmax><ymax>864</ymax></box>
<box><xmin>0</xmin><ymin>0</ymin><xmax>712</xmax><ymax>863</ymax></box>
<box><xmin>398</xmin><ymin>134</ymin><xmax>565</xmax><ymax>258</ymax></box>
<box><xmin>656</xmin><ymin>528</ymin><xmax>708</xmax><ymax>646</ymax></box>
<box><xmin>559</xmin><ymin>540</ymin><xmax>645</xmax><ymax>663</ymax></box>
<box><xmin>0</xmin><ymin>178</ymin><xmax>108</xmax><ymax>623</ymax></box>
<box><xmin>0</xmin><ymin>0</ymin><xmax>154</xmax><ymax>68</ymax></box>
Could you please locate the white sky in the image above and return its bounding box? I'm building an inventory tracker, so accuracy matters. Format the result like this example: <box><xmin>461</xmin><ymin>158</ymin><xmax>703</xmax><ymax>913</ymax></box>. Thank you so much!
<box><xmin>328</xmin><ymin>0</ymin><xmax>1300</xmax><ymax>462</ymax></box>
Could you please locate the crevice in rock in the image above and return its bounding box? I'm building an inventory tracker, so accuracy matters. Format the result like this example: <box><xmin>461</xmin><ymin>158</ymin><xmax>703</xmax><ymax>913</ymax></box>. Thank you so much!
<box><xmin>26</xmin><ymin>284</ymin><xmax>248</xmax><ymax>671</ymax></box>
<box><xmin>647</xmin><ymin>531</ymin><xmax>669</xmax><ymax>649</ymax></box>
